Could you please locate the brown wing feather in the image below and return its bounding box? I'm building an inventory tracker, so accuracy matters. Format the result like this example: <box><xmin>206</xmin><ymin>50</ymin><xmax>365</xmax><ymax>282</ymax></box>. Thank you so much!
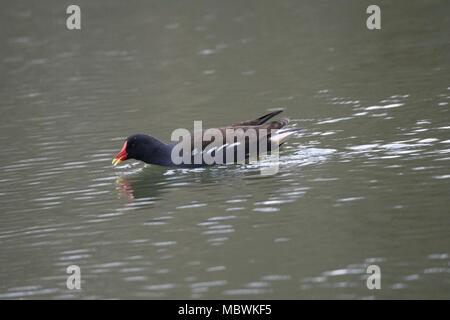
<box><xmin>177</xmin><ymin>113</ymin><xmax>290</xmax><ymax>164</ymax></box>
<box><xmin>195</xmin><ymin>117</ymin><xmax>290</xmax><ymax>151</ymax></box>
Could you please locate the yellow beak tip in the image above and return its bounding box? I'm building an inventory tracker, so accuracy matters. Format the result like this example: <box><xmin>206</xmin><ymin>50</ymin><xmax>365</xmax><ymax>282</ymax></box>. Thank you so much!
<box><xmin>112</xmin><ymin>158</ymin><xmax>122</xmax><ymax>166</ymax></box>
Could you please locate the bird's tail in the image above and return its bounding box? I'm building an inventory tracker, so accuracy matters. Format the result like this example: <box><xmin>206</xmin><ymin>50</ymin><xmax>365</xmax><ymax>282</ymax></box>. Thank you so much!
<box><xmin>270</xmin><ymin>127</ymin><xmax>303</xmax><ymax>146</ymax></box>
<box><xmin>255</xmin><ymin>110</ymin><xmax>284</xmax><ymax>125</ymax></box>
<box><xmin>232</xmin><ymin>110</ymin><xmax>284</xmax><ymax>126</ymax></box>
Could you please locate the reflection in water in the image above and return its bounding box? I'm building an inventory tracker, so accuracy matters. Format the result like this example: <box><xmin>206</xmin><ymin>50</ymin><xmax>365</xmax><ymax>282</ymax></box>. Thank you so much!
<box><xmin>115</xmin><ymin>166</ymin><xmax>168</xmax><ymax>200</ymax></box>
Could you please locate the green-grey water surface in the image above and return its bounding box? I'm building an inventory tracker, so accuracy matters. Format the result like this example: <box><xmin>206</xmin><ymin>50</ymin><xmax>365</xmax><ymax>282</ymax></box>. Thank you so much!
<box><xmin>0</xmin><ymin>0</ymin><xmax>449</xmax><ymax>299</ymax></box>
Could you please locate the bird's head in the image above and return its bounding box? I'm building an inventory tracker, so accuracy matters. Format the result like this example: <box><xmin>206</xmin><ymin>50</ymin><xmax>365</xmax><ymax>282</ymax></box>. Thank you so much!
<box><xmin>112</xmin><ymin>134</ymin><xmax>155</xmax><ymax>166</ymax></box>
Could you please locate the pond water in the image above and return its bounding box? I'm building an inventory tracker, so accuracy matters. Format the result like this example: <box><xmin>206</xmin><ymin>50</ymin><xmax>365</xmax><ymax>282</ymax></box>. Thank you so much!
<box><xmin>0</xmin><ymin>0</ymin><xmax>449</xmax><ymax>299</ymax></box>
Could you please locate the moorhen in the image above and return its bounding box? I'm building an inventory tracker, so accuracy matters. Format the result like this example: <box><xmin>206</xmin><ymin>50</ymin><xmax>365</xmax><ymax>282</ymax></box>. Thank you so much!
<box><xmin>112</xmin><ymin>110</ymin><xmax>297</xmax><ymax>167</ymax></box>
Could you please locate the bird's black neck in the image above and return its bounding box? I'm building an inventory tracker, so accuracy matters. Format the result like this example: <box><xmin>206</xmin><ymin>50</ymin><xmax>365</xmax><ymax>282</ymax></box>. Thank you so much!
<box><xmin>139</xmin><ymin>138</ymin><xmax>174</xmax><ymax>166</ymax></box>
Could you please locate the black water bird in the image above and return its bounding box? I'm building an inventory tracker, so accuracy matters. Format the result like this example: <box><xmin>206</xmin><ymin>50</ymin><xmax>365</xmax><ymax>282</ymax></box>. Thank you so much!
<box><xmin>112</xmin><ymin>110</ymin><xmax>297</xmax><ymax>167</ymax></box>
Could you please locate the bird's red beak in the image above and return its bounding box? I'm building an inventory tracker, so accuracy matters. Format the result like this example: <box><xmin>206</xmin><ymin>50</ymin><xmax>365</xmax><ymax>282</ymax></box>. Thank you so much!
<box><xmin>112</xmin><ymin>141</ymin><xmax>128</xmax><ymax>166</ymax></box>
